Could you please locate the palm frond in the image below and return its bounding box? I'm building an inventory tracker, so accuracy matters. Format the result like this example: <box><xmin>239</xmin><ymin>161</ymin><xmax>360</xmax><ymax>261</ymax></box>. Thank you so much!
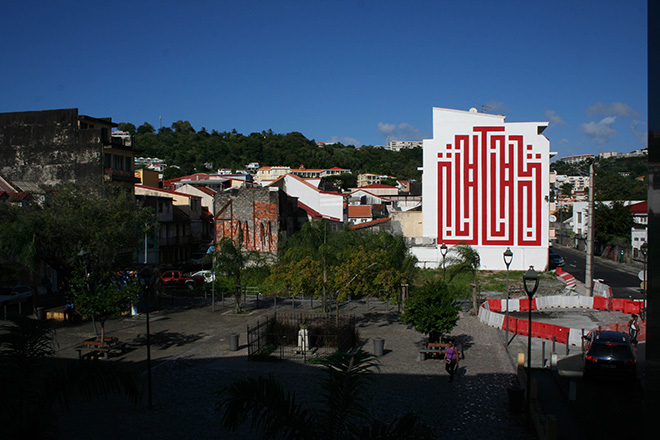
<box><xmin>217</xmin><ymin>375</ymin><xmax>315</xmax><ymax>440</ymax></box>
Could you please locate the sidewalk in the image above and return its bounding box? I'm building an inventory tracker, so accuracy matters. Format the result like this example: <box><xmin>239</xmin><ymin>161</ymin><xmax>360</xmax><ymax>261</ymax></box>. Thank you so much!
<box><xmin>51</xmin><ymin>299</ymin><xmax>529</xmax><ymax>440</ymax></box>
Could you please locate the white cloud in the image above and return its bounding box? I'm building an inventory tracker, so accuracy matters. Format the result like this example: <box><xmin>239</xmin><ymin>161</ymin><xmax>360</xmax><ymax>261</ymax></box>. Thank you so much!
<box><xmin>398</xmin><ymin>122</ymin><xmax>422</xmax><ymax>140</ymax></box>
<box><xmin>545</xmin><ymin>110</ymin><xmax>565</xmax><ymax>127</ymax></box>
<box><xmin>581</xmin><ymin>116</ymin><xmax>618</xmax><ymax>144</ymax></box>
<box><xmin>631</xmin><ymin>119</ymin><xmax>648</xmax><ymax>147</ymax></box>
<box><xmin>327</xmin><ymin>136</ymin><xmax>362</xmax><ymax>147</ymax></box>
<box><xmin>587</xmin><ymin>102</ymin><xmax>639</xmax><ymax>119</ymax></box>
<box><xmin>377</xmin><ymin>122</ymin><xmax>396</xmax><ymax>137</ymax></box>
<box><xmin>377</xmin><ymin>121</ymin><xmax>422</xmax><ymax>141</ymax></box>
<box><xmin>484</xmin><ymin>100</ymin><xmax>510</xmax><ymax>114</ymax></box>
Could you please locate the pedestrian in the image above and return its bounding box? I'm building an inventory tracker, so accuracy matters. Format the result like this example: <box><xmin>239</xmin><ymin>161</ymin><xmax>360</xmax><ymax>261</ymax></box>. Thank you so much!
<box><xmin>444</xmin><ymin>339</ymin><xmax>459</xmax><ymax>382</ymax></box>
<box><xmin>628</xmin><ymin>314</ymin><xmax>640</xmax><ymax>345</ymax></box>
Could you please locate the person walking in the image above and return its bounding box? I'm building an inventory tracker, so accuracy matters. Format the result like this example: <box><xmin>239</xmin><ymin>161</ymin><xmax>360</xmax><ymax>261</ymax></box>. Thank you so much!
<box><xmin>444</xmin><ymin>339</ymin><xmax>459</xmax><ymax>382</ymax></box>
<box><xmin>628</xmin><ymin>314</ymin><xmax>640</xmax><ymax>345</ymax></box>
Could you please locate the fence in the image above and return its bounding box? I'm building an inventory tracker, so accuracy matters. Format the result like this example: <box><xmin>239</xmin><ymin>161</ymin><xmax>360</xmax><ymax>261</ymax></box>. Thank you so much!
<box><xmin>246</xmin><ymin>312</ymin><xmax>358</xmax><ymax>362</ymax></box>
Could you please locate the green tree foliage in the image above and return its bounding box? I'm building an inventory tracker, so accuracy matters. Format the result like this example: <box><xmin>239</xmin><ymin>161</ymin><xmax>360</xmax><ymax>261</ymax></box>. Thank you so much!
<box><xmin>217</xmin><ymin>350</ymin><xmax>433</xmax><ymax>440</ymax></box>
<box><xmin>126</xmin><ymin>124</ymin><xmax>422</xmax><ymax>180</ymax></box>
<box><xmin>318</xmin><ymin>173</ymin><xmax>359</xmax><ymax>192</ymax></box>
<box><xmin>213</xmin><ymin>230</ymin><xmax>265</xmax><ymax>313</ymax></box>
<box><xmin>401</xmin><ymin>278</ymin><xmax>461</xmax><ymax>342</ymax></box>
<box><xmin>594</xmin><ymin>202</ymin><xmax>635</xmax><ymax>247</ymax></box>
<box><xmin>68</xmin><ymin>268</ymin><xmax>141</xmax><ymax>341</ymax></box>
<box><xmin>265</xmin><ymin>222</ymin><xmax>417</xmax><ymax>311</ymax></box>
<box><xmin>446</xmin><ymin>244</ymin><xmax>481</xmax><ymax>311</ymax></box>
<box><xmin>0</xmin><ymin>181</ymin><xmax>155</xmax><ymax>311</ymax></box>
<box><xmin>0</xmin><ymin>316</ymin><xmax>140</xmax><ymax>439</ymax></box>
<box><xmin>560</xmin><ymin>182</ymin><xmax>573</xmax><ymax>197</ymax></box>
<box><xmin>551</xmin><ymin>156</ymin><xmax>647</xmax><ymax>201</ymax></box>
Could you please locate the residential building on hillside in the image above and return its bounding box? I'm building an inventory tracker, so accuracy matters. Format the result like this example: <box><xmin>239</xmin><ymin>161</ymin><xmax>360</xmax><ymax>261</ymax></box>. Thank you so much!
<box><xmin>357</xmin><ymin>173</ymin><xmax>395</xmax><ymax>187</ymax></box>
<box><xmin>352</xmin><ymin>183</ymin><xmax>398</xmax><ymax>197</ymax></box>
<box><xmin>418</xmin><ymin>107</ymin><xmax>551</xmax><ymax>270</ymax></box>
<box><xmin>558</xmin><ymin>154</ymin><xmax>595</xmax><ymax>164</ymax></box>
<box><xmin>268</xmin><ymin>173</ymin><xmax>345</xmax><ymax>225</ymax></box>
<box><xmin>213</xmin><ymin>186</ymin><xmax>306</xmax><ymax>254</ymax></box>
<box><xmin>373</xmin><ymin>140</ymin><xmax>423</xmax><ymax>151</ymax></box>
<box><xmin>254</xmin><ymin>166</ymin><xmax>291</xmax><ymax>186</ymax></box>
<box><xmin>0</xmin><ymin>108</ymin><xmax>139</xmax><ymax>190</ymax></box>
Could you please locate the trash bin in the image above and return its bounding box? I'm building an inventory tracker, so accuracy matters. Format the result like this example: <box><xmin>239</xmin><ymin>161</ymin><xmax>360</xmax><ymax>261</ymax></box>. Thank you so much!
<box><xmin>229</xmin><ymin>333</ymin><xmax>239</xmax><ymax>351</ymax></box>
<box><xmin>36</xmin><ymin>307</ymin><xmax>45</xmax><ymax>320</ymax></box>
<box><xmin>507</xmin><ymin>386</ymin><xmax>524</xmax><ymax>413</ymax></box>
<box><xmin>373</xmin><ymin>338</ymin><xmax>385</xmax><ymax>357</ymax></box>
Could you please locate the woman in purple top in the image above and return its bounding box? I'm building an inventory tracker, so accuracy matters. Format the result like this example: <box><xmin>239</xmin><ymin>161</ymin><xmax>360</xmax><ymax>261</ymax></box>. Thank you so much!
<box><xmin>444</xmin><ymin>339</ymin><xmax>459</xmax><ymax>382</ymax></box>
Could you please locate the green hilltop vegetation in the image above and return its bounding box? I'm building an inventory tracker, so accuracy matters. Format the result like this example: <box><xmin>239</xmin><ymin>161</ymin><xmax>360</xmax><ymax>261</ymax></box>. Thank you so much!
<box><xmin>119</xmin><ymin>121</ymin><xmax>423</xmax><ymax>181</ymax></box>
<box><xmin>551</xmin><ymin>154</ymin><xmax>647</xmax><ymax>201</ymax></box>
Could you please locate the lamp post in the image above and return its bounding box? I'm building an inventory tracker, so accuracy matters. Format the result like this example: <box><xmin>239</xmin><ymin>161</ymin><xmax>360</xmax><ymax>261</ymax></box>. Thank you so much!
<box><xmin>138</xmin><ymin>267</ymin><xmax>154</xmax><ymax>410</ymax></box>
<box><xmin>641</xmin><ymin>241</ymin><xmax>648</xmax><ymax>318</ymax></box>
<box><xmin>523</xmin><ymin>266</ymin><xmax>539</xmax><ymax>421</ymax></box>
<box><xmin>440</xmin><ymin>243</ymin><xmax>448</xmax><ymax>281</ymax></box>
<box><xmin>503</xmin><ymin>248</ymin><xmax>513</xmax><ymax>338</ymax></box>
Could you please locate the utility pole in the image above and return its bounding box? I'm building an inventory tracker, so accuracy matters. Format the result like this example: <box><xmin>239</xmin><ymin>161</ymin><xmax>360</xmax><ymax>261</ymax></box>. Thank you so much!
<box><xmin>585</xmin><ymin>159</ymin><xmax>595</xmax><ymax>296</ymax></box>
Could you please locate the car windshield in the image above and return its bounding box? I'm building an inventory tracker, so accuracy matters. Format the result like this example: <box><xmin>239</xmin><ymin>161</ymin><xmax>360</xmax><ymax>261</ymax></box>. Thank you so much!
<box><xmin>589</xmin><ymin>343</ymin><xmax>633</xmax><ymax>360</ymax></box>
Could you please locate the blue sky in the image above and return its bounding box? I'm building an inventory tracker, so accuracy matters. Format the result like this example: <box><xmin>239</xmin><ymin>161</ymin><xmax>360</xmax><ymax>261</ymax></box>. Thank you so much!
<box><xmin>1</xmin><ymin>0</ymin><xmax>647</xmax><ymax>158</ymax></box>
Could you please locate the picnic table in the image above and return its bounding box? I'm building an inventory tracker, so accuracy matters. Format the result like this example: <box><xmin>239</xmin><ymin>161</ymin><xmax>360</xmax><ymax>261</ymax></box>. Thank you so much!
<box><xmin>417</xmin><ymin>341</ymin><xmax>463</xmax><ymax>361</ymax></box>
<box><xmin>74</xmin><ymin>336</ymin><xmax>125</xmax><ymax>360</ymax></box>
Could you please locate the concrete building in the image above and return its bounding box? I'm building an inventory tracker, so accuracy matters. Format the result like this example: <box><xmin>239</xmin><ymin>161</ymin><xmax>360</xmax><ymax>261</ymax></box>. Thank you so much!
<box><xmin>0</xmin><ymin>108</ymin><xmax>139</xmax><ymax>190</ymax></box>
<box><xmin>417</xmin><ymin>107</ymin><xmax>551</xmax><ymax>270</ymax></box>
<box><xmin>268</xmin><ymin>173</ymin><xmax>345</xmax><ymax>224</ymax></box>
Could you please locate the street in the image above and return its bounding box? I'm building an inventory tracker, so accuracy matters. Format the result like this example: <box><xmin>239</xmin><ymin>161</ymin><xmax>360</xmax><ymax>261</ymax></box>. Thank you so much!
<box><xmin>552</xmin><ymin>246</ymin><xmax>644</xmax><ymax>299</ymax></box>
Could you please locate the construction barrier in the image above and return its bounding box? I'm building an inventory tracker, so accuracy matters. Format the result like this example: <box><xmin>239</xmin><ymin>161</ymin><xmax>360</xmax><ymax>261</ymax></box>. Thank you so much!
<box><xmin>479</xmin><ymin>293</ymin><xmax>645</xmax><ymax>345</ymax></box>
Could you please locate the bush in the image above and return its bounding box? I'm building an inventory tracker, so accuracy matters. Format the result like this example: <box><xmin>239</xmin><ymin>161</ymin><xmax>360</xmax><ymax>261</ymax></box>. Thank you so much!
<box><xmin>401</xmin><ymin>278</ymin><xmax>461</xmax><ymax>342</ymax></box>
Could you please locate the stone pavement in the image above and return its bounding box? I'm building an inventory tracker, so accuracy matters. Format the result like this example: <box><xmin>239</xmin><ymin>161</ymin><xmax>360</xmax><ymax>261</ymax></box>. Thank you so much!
<box><xmin>52</xmin><ymin>299</ymin><xmax>530</xmax><ymax>440</ymax></box>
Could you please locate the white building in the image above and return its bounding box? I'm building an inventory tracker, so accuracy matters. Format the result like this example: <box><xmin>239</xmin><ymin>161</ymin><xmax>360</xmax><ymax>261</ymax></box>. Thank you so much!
<box><xmin>416</xmin><ymin>107</ymin><xmax>551</xmax><ymax>271</ymax></box>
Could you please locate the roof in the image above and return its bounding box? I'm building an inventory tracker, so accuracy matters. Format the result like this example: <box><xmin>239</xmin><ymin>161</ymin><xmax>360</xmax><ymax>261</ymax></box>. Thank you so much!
<box><xmin>630</xmin><ymin>201</ymin><xmax>647</xmax><ymax>214</ymax></box>
<box><xmin>135</xmin><ymin>184</ymin><xmax>198</xmax><ymax>199</ymax></box>
<box><xmin>349</xmin><ymin>217</ymin><xmax>391</xmax><ymax>230</ymax></box>
<box><xmin>348</xmin><ymin>205</ymin><xmax>372</xmax><ymax>218</ymax></box>
<box><xmin>297</xmin><ymin>200</ymin><xmax>341</xmax><ymax>222</ymax></box>
<box><xmin>359</xmin><ymin>183</ymin><xmax>398</xmax><ymax>189</ymax></box>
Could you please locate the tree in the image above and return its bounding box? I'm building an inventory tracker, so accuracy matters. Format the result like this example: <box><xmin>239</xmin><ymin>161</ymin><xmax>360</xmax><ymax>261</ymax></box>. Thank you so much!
<box><xmin>593</xmin><ymin>202</ymin><xmax>635</xmax><ymax>247</ymax></box>
<box><xmin>0</xmin><ymin>316</ymin><xmax>140</xmax><ymax>439</ymax></box>
<box><xmin>137</xmin><ymin>122</ymin><xmax>155</xmax><ymax>134</ymax></box>
<box><xmin>0</xmin><ymin>181</ymin><xmax>155</xmax><ymax>313</ymax></box>
<box><xmin>213</xmin><ymin>230</ymin><xmax>262</xmax><ymax>313</ymax></box>
<box><xmin>68</xmin><ymin>267</ymin><xmax>141</xmax><ymax>342</ymax></box>
<box><xmin>217</xmin><ymin>350</ymin><xmax>433</xmax><ymax>440</ymax></box>
<box><xmin>560</xmin><ymin>182</ymin><xmax>573</xmax><ymax>197</ymax></box>
<box><xmin>117</xmin><ymin>122</ymin><xmax>136</xmax><ymax>134</ymax></box>
<box><xmin>446</xmin><ymin>244</ymin><xmax>481</xmax><ymax>312</ymax></box>
<box><xmin>401</xmin><ymin>278</ymin><xmax>461</xmax><ymax>342</ymax></box>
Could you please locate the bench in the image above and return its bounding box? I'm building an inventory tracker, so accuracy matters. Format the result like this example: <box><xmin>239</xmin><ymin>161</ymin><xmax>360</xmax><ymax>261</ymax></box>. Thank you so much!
<box><xmin>418</xmin><ymin>342</ymin><xmax>447</xmax><ymax>360</ymax></box>
<box><xmin>74</xmin><ymin>337</ymin><xmax>125</xmax><ymax>360</ymax></box>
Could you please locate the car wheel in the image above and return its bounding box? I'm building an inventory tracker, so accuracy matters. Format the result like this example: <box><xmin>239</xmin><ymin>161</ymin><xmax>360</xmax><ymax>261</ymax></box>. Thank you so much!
<box><xmin>186</xmin><ymin>282</ymin><xmax>195</xmax><ymax>291</ymax></box>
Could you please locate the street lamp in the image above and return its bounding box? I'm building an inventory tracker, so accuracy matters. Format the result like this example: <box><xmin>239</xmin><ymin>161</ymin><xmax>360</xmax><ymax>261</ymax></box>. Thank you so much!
<box><xmin>503</xmin><ymin>248</ymin><xmax>513</xmax><ymax>338</ymax></box>
<box><xmin>641</xmin><ymin>242</ymin><xmax>648</xmax><ymax>318</ymax></box>
<box><xmin>523</xmin><ymin>266</ymin><xmax>539</xmax><ymax>420</ymax></box>
<box><xmin>440</xmin><ymin>243</ymin><xmax>448</xmax><ymax>281</ymax></box>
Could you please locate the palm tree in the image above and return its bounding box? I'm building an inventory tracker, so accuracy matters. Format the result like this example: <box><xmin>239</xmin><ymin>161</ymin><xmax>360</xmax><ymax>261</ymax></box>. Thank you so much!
<box><xmin>447</xmin><ymin>244</ymin><xmax>481</xmax><ymax>312</ymax></box>
<box><xmin>217</xmin><ymin>350</ymin><xmax>434</xmax><ymax>440</ymax></box>
<box><xmin>0</xmin><ymin>316</ymin><xmax>141</xmax><ymax>440</ymax></box>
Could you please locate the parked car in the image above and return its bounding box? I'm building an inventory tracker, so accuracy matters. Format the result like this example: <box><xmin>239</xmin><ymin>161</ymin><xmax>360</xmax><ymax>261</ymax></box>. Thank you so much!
<box><xmin>583</xmin><ymin>330</ymin><xmax>636</xmax><ymax>380</ymax></box>
<box><xmin>160</xmin><ymin>270</ymin><xmax>205</xmax><ymax>290</ymax></box>
<box><xmin>548</xmin><ymin>250</ymin><xmax>565</xmax><ymax>270</ymax></box>
<box><xmin>191</xmin><ymin>270</ymin><xmax>215</xmax><ymax>283</ymax></box>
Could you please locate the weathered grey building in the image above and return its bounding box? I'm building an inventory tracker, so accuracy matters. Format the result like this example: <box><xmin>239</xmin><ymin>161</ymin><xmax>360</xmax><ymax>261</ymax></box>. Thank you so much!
<box><xmin>0</xmin><ymin>108</ymin><xmax>138</xmax><ymax>189</ymax></box>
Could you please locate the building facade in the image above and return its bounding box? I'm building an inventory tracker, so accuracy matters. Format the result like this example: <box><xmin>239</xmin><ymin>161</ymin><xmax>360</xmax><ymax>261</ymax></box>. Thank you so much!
<box><xmin>0</xmin><ymin>108</ymin><xmax>138</xmax><ymax>189</ymax></box>
<box><xmin>417</xmin><ymin>107</ymin><xmax>551</xmax><ymax>270</ymax></box>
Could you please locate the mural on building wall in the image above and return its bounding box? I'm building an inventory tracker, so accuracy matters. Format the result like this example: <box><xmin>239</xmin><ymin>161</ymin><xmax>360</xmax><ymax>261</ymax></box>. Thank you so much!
<box><xmin>437</xmin><ymin>125</ymin><xmax>544</xmax><ymax>247</ymax></box>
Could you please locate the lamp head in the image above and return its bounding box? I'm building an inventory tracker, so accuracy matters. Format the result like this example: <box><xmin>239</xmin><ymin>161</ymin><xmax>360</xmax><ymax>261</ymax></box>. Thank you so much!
<box><xmin>440</xmin><ymin>243</ymin><xmax>448</xmax><ymax>257</ymax></box>
<box><xmin>641</xmin><ymin>242</ymin><xmax>648</xmax><ymax>257</ymax></box>
<box><xmin>523</xmin><ymin>266</ymin><xmax>539</xmax><ymax>298</ymax></box>
<box><xmin>503</xmin><ymin>247</ymin><xmax>513</xmax><ymax>268</ymax></box>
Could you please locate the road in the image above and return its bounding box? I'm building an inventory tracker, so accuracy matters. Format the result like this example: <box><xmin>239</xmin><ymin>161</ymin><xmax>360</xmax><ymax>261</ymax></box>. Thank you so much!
<box><xmin>552</xmin><ymin>246</ymin><xmax>644</xmax><ymax>299</ymax></box>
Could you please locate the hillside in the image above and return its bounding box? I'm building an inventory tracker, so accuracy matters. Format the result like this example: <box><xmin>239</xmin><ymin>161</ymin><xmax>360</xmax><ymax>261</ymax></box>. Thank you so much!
<box><xmin>120</xmin><ymin>121</ymin><xmax>422</xmax><ymax>181</ymax></box>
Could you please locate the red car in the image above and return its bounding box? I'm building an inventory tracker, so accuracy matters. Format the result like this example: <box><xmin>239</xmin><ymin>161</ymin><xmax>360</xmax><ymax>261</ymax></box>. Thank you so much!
<box><xmin>160</xmin><ymin>270</ymin><xmax>204</xmax><ymax>290</ymax></box>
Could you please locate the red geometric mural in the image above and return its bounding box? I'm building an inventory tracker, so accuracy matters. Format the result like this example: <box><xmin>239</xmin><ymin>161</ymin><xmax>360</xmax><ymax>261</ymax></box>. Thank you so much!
<box><xmin>437</xmin><ymin>126</ymin><xmax>542</xmax><ymax>247</ymax></box>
